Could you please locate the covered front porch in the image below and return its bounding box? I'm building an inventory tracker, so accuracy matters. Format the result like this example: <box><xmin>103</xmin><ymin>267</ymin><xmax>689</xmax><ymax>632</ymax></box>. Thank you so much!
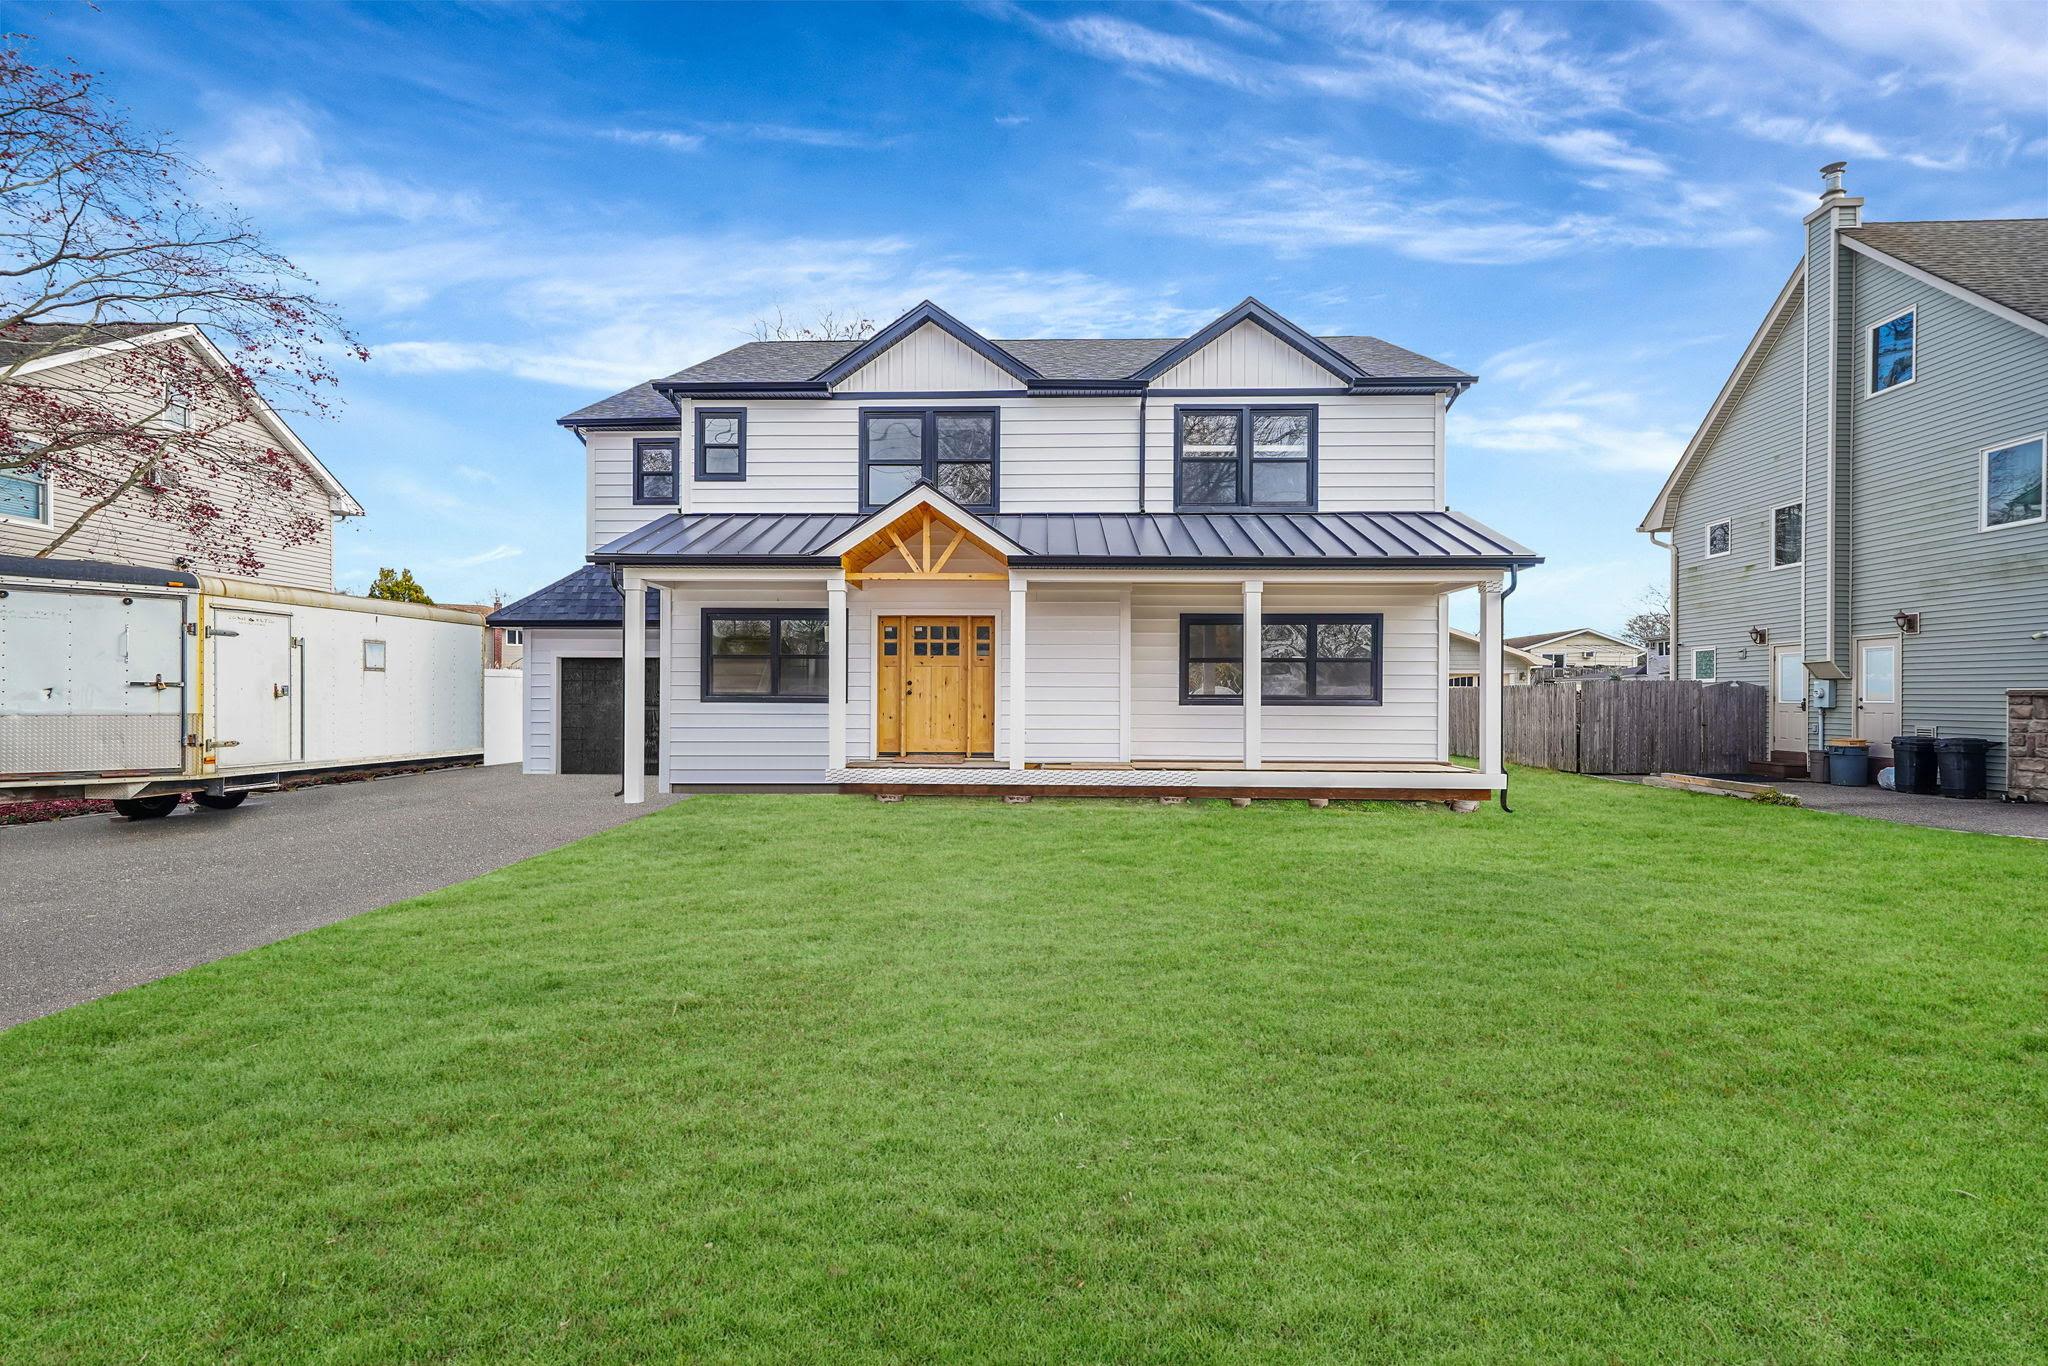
<box><xmin>599</xmin><ymin>488</ymin><xmax>1529</xmax><ymax>804</ymax></box>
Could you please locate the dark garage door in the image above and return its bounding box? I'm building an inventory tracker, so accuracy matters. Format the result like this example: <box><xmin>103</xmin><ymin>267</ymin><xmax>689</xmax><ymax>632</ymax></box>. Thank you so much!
<box><xmin>559</xmin><ymin>657</ymin><xmax>660</xmax><ymax>776</ymax></box>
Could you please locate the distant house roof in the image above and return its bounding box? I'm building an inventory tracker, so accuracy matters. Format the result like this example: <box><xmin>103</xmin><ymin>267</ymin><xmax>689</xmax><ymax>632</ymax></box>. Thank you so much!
<box><xmin>0</xmin><ymin>321</ymin><xmax>175</xmax><ymax>365</ymax></box>
<box><xmin>487</xmin><ymin>564</ymin><xmax>660</xmax><ymax>628</ymax></box>
<box><xmin>1449</xmin><ymin>627</ymin><xmax>1544</xmax><ymax>668</ymax></box>
<box><xmin>558</xmin><ymin>297</ymin><xmax>1475</xmax><ymax>427</ymax></box>
<box><xmin>591</xmin><ymin>507</ymin><xmax>1537</xmax><ymax>569</ymax></box>
<box><xmin>1841</xmin><ymin>219</ymin><xmax>2048</xmax><ymax>328</ymax></box>
<box><xmin>1506</xmin><ymin>627</ymin><xmax>1637</xmax><ymax>652</ymax></box>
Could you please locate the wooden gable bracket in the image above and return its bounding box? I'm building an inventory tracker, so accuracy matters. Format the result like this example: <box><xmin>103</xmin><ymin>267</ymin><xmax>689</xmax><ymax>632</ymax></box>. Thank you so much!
<box><xmin>843</xmin><ymin>506</ymin><xmax>1009</xmax><ymax>586</ymax></box>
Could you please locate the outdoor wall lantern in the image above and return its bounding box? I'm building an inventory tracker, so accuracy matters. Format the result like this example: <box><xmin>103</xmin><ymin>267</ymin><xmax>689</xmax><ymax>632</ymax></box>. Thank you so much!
<box><xmin>1893</xmin><ymin>610</ymin><xmax>1921</xmax><ymax>635</ymax></box>
<box><xmin>1748</xmin><ymin>626</ymin><xmax>1768</xmax><ymax>644</ymax></box>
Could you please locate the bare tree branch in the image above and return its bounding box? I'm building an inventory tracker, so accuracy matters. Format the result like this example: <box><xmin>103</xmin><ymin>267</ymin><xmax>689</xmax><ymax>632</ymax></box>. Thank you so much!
<box><xmin>0</xmin><ymin>34</ymin><xmax>365</xmax><ymax>573</ymax></box>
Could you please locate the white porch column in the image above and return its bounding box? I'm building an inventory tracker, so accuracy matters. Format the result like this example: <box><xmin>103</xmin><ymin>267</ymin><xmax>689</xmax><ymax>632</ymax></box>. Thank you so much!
<box><xmin>654</xmin><ymin>584</ymin><xmax>672</xmax><ymax>794</ymax></box>
<box><xmin>826</xmin><ymin>571</ymin><xmax>848</xmax><ymax>771</ymax></box>
<box><xmin>1008</xmin><ymin>574</ymin><xmax>1028</xmax><ymax>770</ymax></box>
<box><xmin>1480</xmin><ymin>579</ymin><xmax>1505</xmax><ymax>777</ymax></box>
<box><xmin>1242</xmin><ymin>578</ymin><xmax>1263</xmax><ymax>770</ymax></box>
<box><xmin>622</xmin><ymin>572</ymin><xmax>646</xmax><ymax>804</ymax></box>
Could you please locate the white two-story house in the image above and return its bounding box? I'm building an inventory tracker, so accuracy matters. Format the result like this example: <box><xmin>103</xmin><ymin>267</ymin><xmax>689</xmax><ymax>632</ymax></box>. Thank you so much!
<box><xmin>493</xmin><ymin>298</ymin><xmax>1541</xmax><ymax>805</ymax></box>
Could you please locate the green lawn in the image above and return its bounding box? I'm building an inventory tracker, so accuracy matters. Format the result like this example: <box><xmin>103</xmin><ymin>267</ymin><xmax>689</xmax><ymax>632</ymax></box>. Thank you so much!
<box><xmin>3</xmin><ymin>773</ymin><xmax>2044</xmax><ymax>1361</ymax></box>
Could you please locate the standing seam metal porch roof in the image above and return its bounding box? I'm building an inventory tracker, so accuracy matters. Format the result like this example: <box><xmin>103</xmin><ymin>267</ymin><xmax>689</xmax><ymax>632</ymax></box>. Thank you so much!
<box><xmin>591</xmin><ymin>510</ymin><xmax>1539</xmax><ymax>567</ymax></box>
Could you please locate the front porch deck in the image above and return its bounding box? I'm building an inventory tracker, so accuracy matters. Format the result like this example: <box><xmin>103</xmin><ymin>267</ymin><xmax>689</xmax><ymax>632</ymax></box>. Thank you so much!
<box><xmin>833</xmin><ymin>760</ymin><xmax>1495</xmax><ymax>803</ymax></box>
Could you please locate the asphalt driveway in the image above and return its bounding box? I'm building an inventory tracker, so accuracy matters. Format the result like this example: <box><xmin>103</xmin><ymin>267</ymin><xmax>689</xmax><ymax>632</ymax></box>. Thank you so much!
<box><xmin>0</xmin><ymin>765</ymin><xmax>680</xmax><ymax>1029</ymax></box>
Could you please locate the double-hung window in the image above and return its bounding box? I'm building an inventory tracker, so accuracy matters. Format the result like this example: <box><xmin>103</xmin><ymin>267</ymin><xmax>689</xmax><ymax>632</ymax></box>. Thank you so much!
<box><xmin>696</xmin><ymin>409</ymin><xmax>745</xmax><ymax>480</ymax></box>
<box><xmin>632</xmin><ymin>437</ymin><xmax>679</xmax><ymax>505</ymax></box>
<box><xmin>1870</xmin><ymin>308</ymin><xmax>1915</xmax><ymax>393</ymax></box>
<box><xmin>860</xmin><ymin>408</ymin><xmax>997</xmax><ymax>511</ymax></box>
<box><xmin>1772</xmin><ymin>502</ymin><xmax>1803</xmax><ymax>567</ymax></box>
<box><xmin>1180</xmin><ymin>613</ymin><xmax>1381</xmax><ymax>705</ymax></box>
<box><xmin>702</xmin><ymin>610</ymin><xmax>828</xmax><ymax>701</ymax></box>
<box><xmin>0</xmin><ymin>465</ymin><xmax>48</xmax><ymax>524</ymax></box>
<box><xmin>1175</xmin><ymin>406</ymin><xmax>1315</xmax><ymax>510</ymax></box>
<box><xmin>1981</xmin><ymin>434</ymin><xmax>2045</xmax><ymax>531</ymax></box>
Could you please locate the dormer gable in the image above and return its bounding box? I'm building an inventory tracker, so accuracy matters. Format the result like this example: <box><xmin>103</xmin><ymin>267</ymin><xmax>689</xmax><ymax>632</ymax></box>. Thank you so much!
<box><xmin>1133</xmin><ymin>298</ymin><xmax>1363</xmax><ymax>388</ymax></box>
<box><xmin>818</xmin><ymin>301</ymin><xmax>1038</xmax><ymax>393</ymax></box>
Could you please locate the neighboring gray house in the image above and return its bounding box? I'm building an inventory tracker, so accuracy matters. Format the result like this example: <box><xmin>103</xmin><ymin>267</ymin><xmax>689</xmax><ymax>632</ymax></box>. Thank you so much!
<box><xmin>1640</xmin><ymin>166</ymin><xmax>2046</xmax><ymax>789</ymax></box>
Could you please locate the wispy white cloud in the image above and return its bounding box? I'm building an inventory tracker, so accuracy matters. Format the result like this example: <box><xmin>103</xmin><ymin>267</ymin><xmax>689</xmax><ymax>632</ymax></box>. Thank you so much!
<box><xmin>601</xmin><ymin>127</ymin><xmax>705</xmax><ymax>152</ymax></box>
<box><xmin>447</xmin><ymin>543</ymin><xmax>522</xmax><ymax>568</ymax></box>
<box><xmin>1455</xmin><ymin>408</ymin><xmax>1688</xmax><ymax>474</ymax></box>
<box><xmin>200</xmin><ymin>100</ymin><xmax>485</xmax><ymax>224</ymax></box>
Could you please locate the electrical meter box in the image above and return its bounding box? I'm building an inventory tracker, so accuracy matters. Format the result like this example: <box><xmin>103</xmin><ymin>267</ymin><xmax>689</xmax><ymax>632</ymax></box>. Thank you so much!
<box><xmin>1809</xmin><ymin>678</ymin><xmax>1836</xmax><ymax>709</ymax></box>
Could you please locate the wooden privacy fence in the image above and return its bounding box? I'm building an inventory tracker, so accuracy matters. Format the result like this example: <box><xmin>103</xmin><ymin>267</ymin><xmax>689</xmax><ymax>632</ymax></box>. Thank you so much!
<box><xmin>1449</xmin><ymin>679</ymin><xmax>1767</xmax><ymax>775</ymax></box>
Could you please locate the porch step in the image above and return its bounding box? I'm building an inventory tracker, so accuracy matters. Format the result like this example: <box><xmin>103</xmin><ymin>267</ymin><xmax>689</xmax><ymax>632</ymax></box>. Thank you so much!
<box><xmin>1747</xmin><ymin>752</ymin><xmax>1810</xmax><ymax>781</ymax></box>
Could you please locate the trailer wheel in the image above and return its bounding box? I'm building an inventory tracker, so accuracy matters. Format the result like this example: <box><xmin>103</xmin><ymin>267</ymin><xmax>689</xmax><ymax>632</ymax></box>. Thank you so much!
<box><xmin>112</xmin><ymin>795</ymin><xmax>181</xmax><ymax>821</ymax></box>
<box><xmin>193</xmin><ymin>792</ymin><xmax>247</xmax><ymax>810</ymax></box>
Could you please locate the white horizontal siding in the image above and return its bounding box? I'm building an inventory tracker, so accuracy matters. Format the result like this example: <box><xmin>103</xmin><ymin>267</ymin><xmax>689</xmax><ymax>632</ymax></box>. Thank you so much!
<box><xmin>1025</xmin><ymin>588</ymin><xmax>1123</xmax><ymax>762</ymax></box>
<box><xmin>586</xmin><ymin>427</ymin><xmax>681</xmax><ymax>553</ymax></box>
<box><xmin>668</xmin><ymin>585</ymin><xmax>832</xmax><ymax>784</ymax></box>
<box><xmin>833</xmin><ymin>323</ymin><xmax>1024</xmax><ymax>392</ymax></box>
<box><xmin>1153</xmin><ymin>321</ymin><xmax>1344</xmax><ymax>389</ymax></box>
<box><xmin>519</xmin><ymin>626</ymin><xmax>656</xmax><ymax>775</ymax></box>
<box><xmin>1129</xmin><ymin>583</ymin><xmax>1441</xmax><ymax>763</ymax></box>
<box><xmin>1141</xmin><ymin>394</ymin><xmax>1441</xmax><ymax>512</ymax></box>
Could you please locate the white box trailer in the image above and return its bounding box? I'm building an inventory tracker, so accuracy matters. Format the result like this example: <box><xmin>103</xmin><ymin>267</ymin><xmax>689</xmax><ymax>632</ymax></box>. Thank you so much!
<box><xmin>0</xmin><ymin>555</ymin><xmax>482</xmax><ymax>818</ymax></box>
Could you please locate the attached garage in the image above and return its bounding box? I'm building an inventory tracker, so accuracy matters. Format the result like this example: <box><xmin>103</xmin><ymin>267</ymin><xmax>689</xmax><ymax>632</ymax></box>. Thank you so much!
<box><xmin>486</xmin><ymin>566</ymin><xmax>662</xmax><ymax>778</ymax></box>
<box><xmin>559</xmin><ymin>657</ymin><xmax>659</xmax><ymax>776</ymax></box>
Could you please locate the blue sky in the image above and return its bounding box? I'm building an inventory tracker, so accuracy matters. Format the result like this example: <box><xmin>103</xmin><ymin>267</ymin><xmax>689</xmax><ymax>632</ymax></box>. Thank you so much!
<box><xmin>10</xmin><ymin>1</ymin><xmax>2044</xmax><ymax>627</ymax></box>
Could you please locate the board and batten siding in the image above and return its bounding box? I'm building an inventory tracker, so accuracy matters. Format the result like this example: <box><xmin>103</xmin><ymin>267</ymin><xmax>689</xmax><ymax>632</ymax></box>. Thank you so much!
<box><xmin>1829</xmin><ymin>252</ymin><xmax>2048</xmax><ymax>786</ymax></box>
<box><xmin>0</xmin><ymin>346</ymin><xmax>338</xmax><ymax>589</ymax></box>
<box><xmin>831</xmin><ymin>323</ymin><xmax>1024</xmax><ymax>393</ymax></box>
<box><xmin>519</xmin><ymin>626</ymin><xmax>658</xmax><ymax>775</ymax></box>
<box><xmin>1671</xmin><ymin>280</ymin><xmax>1807</xmax><ymax>700</ymax></box>
<box><xmin>1151</xmin><ymin>320</ymin><xmax>1345</xmax><ymax>389</ymax></box>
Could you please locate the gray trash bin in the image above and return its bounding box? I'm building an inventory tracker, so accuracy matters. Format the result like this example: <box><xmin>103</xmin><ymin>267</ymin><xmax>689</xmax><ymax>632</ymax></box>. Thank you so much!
<box><xmin>1826</xmin><ymin>741</ymin><xmax>1870</xmax><ymax>787</ymax></box>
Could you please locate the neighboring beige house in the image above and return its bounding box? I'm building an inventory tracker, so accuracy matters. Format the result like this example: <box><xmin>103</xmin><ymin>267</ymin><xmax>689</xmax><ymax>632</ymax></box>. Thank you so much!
<box><xmin>1448</xmin><ymin>628</ymin><xmax>1542</xmax><ymax>688</ymax></box>
<box><xmin>1507</xmin><ymin>628</ymin><xmax>1644</xmax><ymax>674</ymax></box>
<box><xmin>0</xmin><ymin>323</ymin><xmax>359</xmax><ymax>590</ymax></box>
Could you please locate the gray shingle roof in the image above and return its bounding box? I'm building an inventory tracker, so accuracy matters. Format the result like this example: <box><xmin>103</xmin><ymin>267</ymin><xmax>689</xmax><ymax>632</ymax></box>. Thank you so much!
<box><xmin>0</xmin><ymin>321</ymin><xmax>177</xmax><ymax>366</ymax></box>
<box><xmin>487</xmin><ymin>564</ymin><xmax>661</xmax><ymax>627</ymax></box>
<box><xmin>1843</xmin><ymin>219</ymin><xmax>2048</xmax><ymax>326</ymax></box>
<box><xmin>591</xmin><ymin>508</ymin><xmax>1537</xmax><ymax>568</ymax></box>
<box><xmin>560</xmin><ymin>326</ymin><xmax>1472</xmax><ymax>425</ymax></box>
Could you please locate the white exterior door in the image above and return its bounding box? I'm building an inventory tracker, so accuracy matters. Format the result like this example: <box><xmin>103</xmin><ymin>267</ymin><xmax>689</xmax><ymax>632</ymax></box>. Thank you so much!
<box><xmin>0</xmin><ymin>587</ymin><xmax>187</xmax><ymax>775</ymax></box>
<box><xmin>1771</xmin><ymin>645</ymin><xmax>1807</xmax><ymax>755</ymax></box>
<box><xmin>208</xmin><ymin>608</ymin><xmax>295</xmax><ymax>767</ymax></box>
<box><xmin>1853</xmin><ymin>636</ymin><xmax>1901</xmax><ymax>758</ymax></box>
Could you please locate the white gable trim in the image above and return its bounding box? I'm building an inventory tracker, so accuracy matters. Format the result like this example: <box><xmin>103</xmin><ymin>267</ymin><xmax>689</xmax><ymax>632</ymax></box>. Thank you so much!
<box><xmin>1449</xmin><ymin>627</ymin><xmax>1543</xmax><ymax>668</ymax></box>
<box><xmin>11</xmin><ymin>324</ymin><xmax>363</xmax><ymax>516</ymax></box>
<box><xmin>1840</xmin><ymin>237</ymin><xmax>2048</xmax><ymax>343</ymax></box>
<box><xmin>818</xmin><ymin>483</ymin><xmax>1030</xmax><ymax>559</ymax></box>
<box><xmin>1638</xmin><ymin>264</ymin><xmax>1805</xmax><ymax>533</ymax></box>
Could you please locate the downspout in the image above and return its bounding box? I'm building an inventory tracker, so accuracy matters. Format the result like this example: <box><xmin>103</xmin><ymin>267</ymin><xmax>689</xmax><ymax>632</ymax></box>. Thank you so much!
<box><xmin>1649</xmin><ymin>529</ymin><xmax>1674</xmax><ymax>678</ymax></box>
<box><xmin>611</xmin><ymin>561</ymin><xmax>626</xmax><ymax>799</ymax></box>
<box><xmin>1136</xmin><ymin>389</ymin><xmax>1148</xmax><ymax>514</ymax></box>
<box><xmin>1499</xmin><ymin>566</ymin><xmax>1520</xmax><ymax>813</ymax></box>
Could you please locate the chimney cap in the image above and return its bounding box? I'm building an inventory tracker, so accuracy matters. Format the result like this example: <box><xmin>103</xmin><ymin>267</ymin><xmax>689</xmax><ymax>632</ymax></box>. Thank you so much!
<box><xmin>1819</xmin><ymin>161</ymin><xmax>1849</xmax><ymax>196</ymax></box>
<box><xmin>1820</xmin><ymin>160</ymin><xmax>1848</xmax><ymax>174</ymax></box>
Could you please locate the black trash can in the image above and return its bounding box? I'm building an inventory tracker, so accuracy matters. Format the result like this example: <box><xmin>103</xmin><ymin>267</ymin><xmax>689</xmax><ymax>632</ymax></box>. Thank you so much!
<box><xmin>1934</xmin><ymin>738</ymin><xmax>1996</xmax><ymax>799</ymax></box>
<box><xmin>1826</xmin><ymin>741</ymin><xmax>1870</xmax><ymax>787</ymax></box>
<box><xmin>1891</xmin><ymin>735</ymin><xmax>1938</xmax><ymax>795</ymax></box>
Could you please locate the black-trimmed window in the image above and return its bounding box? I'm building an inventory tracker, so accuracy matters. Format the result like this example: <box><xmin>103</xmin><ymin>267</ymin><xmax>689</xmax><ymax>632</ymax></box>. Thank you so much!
<box><xmin>701</xmin><ymin>610</ymin><xmax>828</xmax><ymax>702</ymax></box>
<box><xmin>1175</xmin><ymin>405</ymin><xmax>1315</xmax><ymax>510</ymax></box>
<box><xmin>696</xmin><ymin>409</ymin><xmax>745</xmax><ymax>481</ymax></box>
<box><xmin>859</xmin><ymin>408</ymin><xmax>998</xmax><ymax>511</ymax></box>
<box><xmin>632</xmin><ymin>437</ymin><xmax>679</xmax><ymax>505</ymax></box>
<box><xmin>1179</xmin><ymin>613</ymin><xmax>1381</xmax><ymax>705</ymax></box>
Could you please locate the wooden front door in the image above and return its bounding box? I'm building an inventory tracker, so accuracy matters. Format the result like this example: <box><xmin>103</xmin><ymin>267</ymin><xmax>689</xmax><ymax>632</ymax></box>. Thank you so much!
<box><xmin>877</xmin><ymin>615</ymin><xmax>995</xmax><ymax>757</ymax></box>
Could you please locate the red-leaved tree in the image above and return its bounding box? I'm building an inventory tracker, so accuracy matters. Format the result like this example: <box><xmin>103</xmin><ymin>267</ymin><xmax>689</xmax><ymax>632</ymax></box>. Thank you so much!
<box><xmin>0</xmin><ymin>36</ymin><xmax>364</xmax><ymax>573</ymax></box>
